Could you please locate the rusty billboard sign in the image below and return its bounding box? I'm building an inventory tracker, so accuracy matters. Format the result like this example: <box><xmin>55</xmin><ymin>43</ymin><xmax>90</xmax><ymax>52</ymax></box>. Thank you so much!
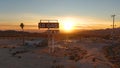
<box><xmin>38</xmin><ymin>20</ymin><xmax>59</xmax><ymax>29</ymax></box>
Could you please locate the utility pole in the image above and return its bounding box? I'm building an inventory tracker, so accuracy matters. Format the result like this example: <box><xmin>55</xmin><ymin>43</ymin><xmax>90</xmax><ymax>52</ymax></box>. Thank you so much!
<box><xmin>111</xmin><ymin>14</ymin><xmax>116</xmax><ymax>44</ymax></box>
<box><xmin>111</xmin><ymin>15</ymin><xmax>116</xmax><ymax>30</ymax></box>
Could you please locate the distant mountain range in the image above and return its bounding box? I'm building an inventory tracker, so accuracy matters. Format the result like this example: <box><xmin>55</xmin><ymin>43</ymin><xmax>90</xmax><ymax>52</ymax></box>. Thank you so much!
<box><xmin>61</xmin><ymin>28</ymin><xmax>120</xmax><ymax>39</ymax></box>
<box><xmin>74</xmin><ymin>28</ymin><xmax>120</xmax><ymax>39</ymax></box>
<box><xmin>0</xmin><ymin>28</ymin><xmax>120</xmax><ymax>39</ymax></box>
<box><xmin>0</xmin><ymin>30</ymin><xmax>47</xmax><ymax>37</ymax></box>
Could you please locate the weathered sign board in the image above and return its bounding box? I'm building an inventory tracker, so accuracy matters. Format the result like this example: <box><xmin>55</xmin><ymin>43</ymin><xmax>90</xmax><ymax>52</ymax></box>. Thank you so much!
<box><xmin>38</xmin><ymin>20</ymin><xmax>59</xmax><ymax>29</ymax></box>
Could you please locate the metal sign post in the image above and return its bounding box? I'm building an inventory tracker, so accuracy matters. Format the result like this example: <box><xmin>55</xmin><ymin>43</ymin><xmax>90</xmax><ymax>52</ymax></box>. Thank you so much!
<box><xmin>20</xmin><ymin>23</ymin><xmax>24</xmax><ymax>46</ymax></box>
<box><xmin>38</xmin><ymin>20</ymin><xmax>59</xmax><ymax>53</ymax></box>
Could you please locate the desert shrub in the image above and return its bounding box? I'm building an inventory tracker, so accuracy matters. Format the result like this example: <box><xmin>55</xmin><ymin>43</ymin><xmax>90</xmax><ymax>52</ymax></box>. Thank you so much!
<box><xmin>65</xmin><ymin>46</ymin><xmax>87</xmax><ymax>62</ymax></box>
<box><xmin>103</xmin><ymin>45</ymin><xmax>120</xmax><ymax>68</ymax></box>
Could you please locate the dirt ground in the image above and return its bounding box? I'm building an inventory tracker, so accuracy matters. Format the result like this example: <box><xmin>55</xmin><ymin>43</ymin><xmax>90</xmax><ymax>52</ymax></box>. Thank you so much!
<box><xmin>0</xmin><ymin>38</ymin><xmax>114</xmax><ymax>68</ymax></box>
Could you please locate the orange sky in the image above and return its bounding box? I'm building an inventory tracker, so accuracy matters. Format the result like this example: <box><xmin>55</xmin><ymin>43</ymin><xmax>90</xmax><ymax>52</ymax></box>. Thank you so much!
<box><xmin>0</xmin><ymin>15</ymin><xmax>120</xmax><ymax>33</ymax></box>
<box><xmin>0</xmin><ymin>0</ymin><xmax>120</xmax><ymax>32</ymax></box>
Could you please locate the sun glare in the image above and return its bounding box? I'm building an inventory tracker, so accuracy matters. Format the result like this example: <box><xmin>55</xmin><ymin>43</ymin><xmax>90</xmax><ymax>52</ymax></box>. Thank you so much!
<box><xmin>61</xmin><ymin>18</ymin><xmax>75</xmax><ymax>32</ymax></box>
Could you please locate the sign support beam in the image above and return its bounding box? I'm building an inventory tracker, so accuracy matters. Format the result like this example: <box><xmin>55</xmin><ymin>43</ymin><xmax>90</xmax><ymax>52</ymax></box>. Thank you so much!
<box><xmin>38</xmin><ymin>20</ymin><xmax>59</xmax><ymax>53</ymax></box>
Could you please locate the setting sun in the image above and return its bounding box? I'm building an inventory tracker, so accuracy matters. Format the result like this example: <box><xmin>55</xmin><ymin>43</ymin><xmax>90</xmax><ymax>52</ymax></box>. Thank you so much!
<box><xmin>61</xmin><ymin>18</ymin><xmax>75</xmax><ymax>32</ymax></box>
<box><xmin>63</xmin><ymin>20</ymin><xmax>74</xmax><ymax>31</ymax></box>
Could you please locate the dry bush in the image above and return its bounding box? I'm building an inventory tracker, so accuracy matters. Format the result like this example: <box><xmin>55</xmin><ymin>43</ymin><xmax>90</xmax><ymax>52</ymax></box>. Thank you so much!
<box><xmin>102</xmin><ymin>45</ymin><xmax>120</xmax><ymax>68</ymax></box>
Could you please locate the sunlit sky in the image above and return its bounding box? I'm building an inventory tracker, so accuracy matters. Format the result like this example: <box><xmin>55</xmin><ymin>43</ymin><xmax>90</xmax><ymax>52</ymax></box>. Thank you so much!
<box><xmin>0</xmin><ymin>0</ymin><xmax>120</xmax><ymax>31</ymax></box>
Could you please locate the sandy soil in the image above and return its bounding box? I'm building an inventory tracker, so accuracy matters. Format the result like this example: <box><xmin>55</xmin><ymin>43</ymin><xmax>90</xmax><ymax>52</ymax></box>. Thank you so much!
<box><xmin>0</xmin><ymin>38</ymin><xmax>114</xmax><ymax>68</ymax></box>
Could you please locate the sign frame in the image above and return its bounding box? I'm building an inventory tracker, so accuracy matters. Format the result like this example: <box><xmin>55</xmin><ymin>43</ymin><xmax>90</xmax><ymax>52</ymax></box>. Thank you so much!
<box><xmin>38</xmin><ymin>20</ymin><xmax>59</xmax><ymax>29</ymax></box>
